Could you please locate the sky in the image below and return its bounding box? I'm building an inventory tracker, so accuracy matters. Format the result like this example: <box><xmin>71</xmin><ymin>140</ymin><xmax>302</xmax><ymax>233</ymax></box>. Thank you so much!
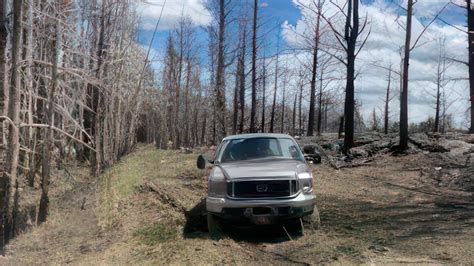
<box><xmin>136</xmin><ymin>0</ymin><xmax>470</xmax><ymax>128</ymax></box>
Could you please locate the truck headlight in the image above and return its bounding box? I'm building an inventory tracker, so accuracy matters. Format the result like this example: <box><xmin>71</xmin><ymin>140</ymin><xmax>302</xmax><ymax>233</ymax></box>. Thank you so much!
<box><xmin>208</xmin><ymin>168</ymin><xmax>227</xmax><ymax>197</ymax></box>
<box><xmin>298</xmin><ymin>172</ymin><xmax>313</xmax><ymax>193</ymax></box>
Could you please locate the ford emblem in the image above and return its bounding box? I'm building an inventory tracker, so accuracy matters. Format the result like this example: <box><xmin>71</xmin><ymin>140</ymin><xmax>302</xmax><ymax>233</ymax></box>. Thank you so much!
<box><xmin>256</xmin><ymin>184</ymin><xmax>268</xmax><ymax>193</ymax></box>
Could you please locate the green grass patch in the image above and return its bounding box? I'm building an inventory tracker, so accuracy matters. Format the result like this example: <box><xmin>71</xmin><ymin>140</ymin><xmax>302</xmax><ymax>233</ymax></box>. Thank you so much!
<box><xmin>134</xmin><ymin>223</ymin><xmax>177</xmax><ymax>245</ymax></box>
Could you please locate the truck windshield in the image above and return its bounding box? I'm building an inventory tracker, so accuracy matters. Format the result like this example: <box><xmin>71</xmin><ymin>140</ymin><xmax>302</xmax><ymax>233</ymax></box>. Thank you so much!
<box><xmin>219</xmin><ymin>137</ymin><xmax>304</xmax><ymax>163</ymax></box>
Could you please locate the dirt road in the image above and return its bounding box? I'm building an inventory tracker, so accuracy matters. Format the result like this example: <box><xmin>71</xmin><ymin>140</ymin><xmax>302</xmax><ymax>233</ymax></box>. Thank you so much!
<box><xmin>4</xmin><ymin>146</ymin><xmax>474</xmax><ymax>264</ymax></box>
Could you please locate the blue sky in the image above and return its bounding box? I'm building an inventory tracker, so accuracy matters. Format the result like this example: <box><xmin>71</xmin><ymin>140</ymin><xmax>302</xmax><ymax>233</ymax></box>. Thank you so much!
<box><xmin>136</xmin><ymin>0</ymin><xmax>470</xmax><ymax>128</ymax></box>
<box><xmin>136</xmin><ymin>0</ymin><xmax>466</xmax><ymax>65</ymax></box>
<box><xmin>137</xmin><ymin>0</ymin><xmax>303</xmax><ymax>64</ymax></box>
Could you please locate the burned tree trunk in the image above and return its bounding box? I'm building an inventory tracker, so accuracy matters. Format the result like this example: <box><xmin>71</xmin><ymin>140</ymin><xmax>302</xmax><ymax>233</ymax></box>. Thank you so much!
<box><xmin>280</xmin><ymin>76</ymin><xmax>287</xmax><ymax>133</ymax></box>
<box><xmin>215</xmin><ymin>0</ymin><xmax>227</xmax><ymax>140</ymax></box>
<box><xmin>260</xmin><ymin>56</ymin><xmax>266</xmax><ymax>132</ymax></box>
<box><xmin>0</xmin><ymin>0</ymin><xmax>7</xmax><ymax>253</ymax></box>
<box><xmin>434</xmin><ymin>73</ymin><xmax>441</xmax><ymax>133</ymax></box>
<box><xmin>317</xmin><ymin>63</ymin><xmax>324</xmax><ymax>136</ymax></box>
<box><xmin>249</xmin><ymin>0</ymin><xmax>258</xmax><ymax>133</ymax></box>
<box><xmin>234</xmin><ymin>21</ymin><xmax>247</xmax><ymax>135</ymax></box>
<box><xmin>342</xmin><ymin>0</ymin><xmax>359</xmax><ymax>153</ymax></box>
<box><xmin>323</xmin><ymin>0</ymin><xmax>368</xmax><ymax>152</ymax></box>
<box><xmin>24</xmin><ymin>0</ymin><xmax>36</xmax><ymax>187</ymax></box>
<box><xmin>38</xmin><ymin>16</ymin><xmax>60</xmax><ymax>224</ymax></box>
<box><xmin>92</xmin><ymin>0</ymin><xmax>109</xmax><ymax>175</ymax></box>
<box><xmin>183</xmin><ymin>62</ymin><xmax>191</xmax><ymax>146</ymax></box>
<box><xmin>384</xmin><ymin>66</ymin><xmax>392</xmax><ymax>134</ymax></box>
<box><xmin>238</xmin><ymin>44</ymin><xmax>246</xmax><ymax>133</ymax></box>
<box><xmin>307</xmin><ymin>0</ymin><xmax>321</xmax><ymax>137</ymax></box>
<box><xmin>260</xmin><ymin>56</ymin><xmax>267</xmax><ymax>133</ymax></box>
<box><xmin>338</xmin><ymin>116</ymin><xmax>344</xmax><ymax>139</ymax></box>
<box><xmin>238</xmin><ymin>23</ymin><xmax>247</xmax><ymax>133</ymax></box>
<box><xmin>292</xmin><ymin>93</ymin><xmax>297</xmax><ymax>135</ymax></box>
<box><xmin>232</xmin><ymin>64</ymin><xmax>239</xmax><ymax>134</ymax></box>
<box><xmin>0</xmin><ymin>0</ymin><xmax>6</xmax><ymax>115</ymax></box>
<box><xmin>468</xmin><ymin>0</ymin><xmax>474</xmax><ymax>133</ymax></box>
<box><xmin>400</xmin><ymin>0</ymin><xmax>413</xmax><ymax>151</ymax></box>
<box><xmin>298</xmin><ymin>81</ymin><xmax>303</xmax><ymax>135</ymax></box>
<box><xmin>1</xmin><ymin>0</ymin><xmax>23</xmax><ymax>249</ymax></box>
<box><xmin>0</xmin><ymin>0</ymin><xmax>7</xmax><ymax>250</ymax></box>
<box><xmin>270</xmin><ymin>35</ymin><xmax>280</xmax><ymax>133</ymax></box>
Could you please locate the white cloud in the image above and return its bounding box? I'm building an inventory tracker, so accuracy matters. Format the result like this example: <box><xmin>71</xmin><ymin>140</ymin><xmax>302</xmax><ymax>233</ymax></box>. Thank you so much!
<box><xmin>138</xmin><ymin>0</ymin><xmax>211</xmax><ymax>30</ymax></box>
<box><xmin>282</xmin><ymin>0</ymin><xmax>469</xmax><ymax>127</ymax></box>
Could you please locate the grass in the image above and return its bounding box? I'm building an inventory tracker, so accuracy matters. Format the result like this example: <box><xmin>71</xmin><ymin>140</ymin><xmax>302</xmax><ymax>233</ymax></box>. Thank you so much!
<box><xmin>134</xmin><ymin>223</ymin><xmax>177</xmax><ymax>245</ymax></box>
<box><xmin>98</xmin><ymin>145</ymin><xmax>200</xmax><ymax>229</ymax></box>
<box><xmin>104</xmin><ymin>145</ymin><xmax>199</xmax><ymax>197</ymax></box>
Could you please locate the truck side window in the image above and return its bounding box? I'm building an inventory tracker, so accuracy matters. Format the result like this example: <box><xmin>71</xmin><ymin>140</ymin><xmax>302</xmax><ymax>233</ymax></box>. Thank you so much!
<box><xmin>279</xmin><ymin>138</ymin><xmax>304</xmax><ymax>161</ymax></box>
<box><xmin>215</xmin><ymin>140</ymin><xmax>229</xmax><ymax>163</ymax></box>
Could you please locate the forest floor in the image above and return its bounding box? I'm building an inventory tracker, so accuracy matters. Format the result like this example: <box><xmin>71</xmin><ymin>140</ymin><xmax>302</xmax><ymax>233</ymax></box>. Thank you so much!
<box><xmin>2</xmin><ymin>141</ymin><xmax>474</xmax><ymax>265</ymax></box>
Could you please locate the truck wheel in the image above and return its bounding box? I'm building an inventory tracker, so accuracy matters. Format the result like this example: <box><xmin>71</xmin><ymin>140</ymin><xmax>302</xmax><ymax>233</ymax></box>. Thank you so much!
<box><xmin>314</xmin><ymin>155</ymin><xmax>322</xmax><ymax>164</ymax></box>
<box><xmin>303</xmin><ymin>205</ymin><xmax>321</xmax><ymax>230</ymax></box>
<box><xmin>207</xmin><ymin>213</ymin><xmax>222</xmax><ymax>240</ymax></box>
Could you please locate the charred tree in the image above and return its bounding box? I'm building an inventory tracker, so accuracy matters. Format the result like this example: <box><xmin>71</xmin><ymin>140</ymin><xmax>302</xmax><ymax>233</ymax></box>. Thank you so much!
<box><xmin>384</xmin><ymin>66</ymin><xmax>392</xmax><ymax>134</ymax></box>
<box><xmin>239</xmin><ymin>45</ymin><xmax>246</xmax><ymax>133</ymax></box>
<box><xmin>399</xmin><ymin>1</ymin><xmax>447</xmax><ymax>148</ymax></box>
<box><xmin>434</xmin><ymin>60</ymin><xmax>442</xmax><ymax>133</ymax></box>
<box><xmin>270</xmin><ymin>33</ymin><xmax>280</xmax><ymax>133</ymax></box>
<box><xmin>232</xmin><ymin>64</ymin><xmax>239</xmax><ymax>135</ymax></box>
<box><xmin>260</xmin><ymin>55</ymin><xmax>267</xmax><ymax>132</ymax></box>
<box><xmin>1</xmin><ymin>0</ymin><xmax>23</xmax><ymax>249</ymax></box>
<box><xmin>342</xmin><ymin>0</ymin><xmax>360</xmax><ymax>153</ymax></box>
<box><xmin>0</xmin><ymin>0</ymin><xmax>7</xmax><ymax>253</ymax></box>
<box><xmin>298</xmin><ymin>79</ymin><xmax>303</xmax><ymax>135</ymax></box>
<box><xmin>468</xmin><ymin>0</ymin><xmax>474</xmax><ymax>133</ymax></box>
<box><xmin>323</xmin><ymin>0</ymin><xmax>368</xmax><ymax>153</ymax></box>
<box><xmin>238</xmin><ymin>28</ymin><xmax>247</xmax><ymax>133</ymax></box>
<box><xmin>292</xmin><ymin>93</ymin><xmax>297</xmax><ymax>135</ymax></box>
<box><xmin>234</xmin><ymin>19</ymin><xmax>247</xmax><ymax>134</ymax></box>
<box><xmin>215</xmin><ymin>0</ymin><xmax>227</xmax><ymax>140</ymax></box>
<box><xmin>399</xmin><ymin>0</ymin><xmax>413</xmax><ymax>151</ymax></box>
<box><xmin>307</xmin><ymin>0</ymin><xmax>322</xmax><ymax>136</ymax></box>
<box><xmin>280</xmin><ymin>74</ymin><xmax>287</xmax><ymax>133</ymax></box>
<box><xmin>249</xmin><ymin>0</ymin><xmax>258</xmax><ymax>133</ymax></box>
<box><xmin>0</xmin><ymin>0</ymin><xmax>6</xmax><ymax>115</ymax></box>
<box><xmin>38</xmin><ymin>13</ymin><xmax>60</xmax><ymax>224</ymax></box>
<box><xmin>338</xmin><ymin>116</ymin><xmax>344</xmax><ymax>139</ymax></box>
<box><xmin>433</xmin><ymin>38</ymin><xmax>449</xmax><ymax>133</ymax></box>
<box><xmin>317</xmin><ymin>61</ymin><xmax>325</xmax><ymax>136</ymax></box>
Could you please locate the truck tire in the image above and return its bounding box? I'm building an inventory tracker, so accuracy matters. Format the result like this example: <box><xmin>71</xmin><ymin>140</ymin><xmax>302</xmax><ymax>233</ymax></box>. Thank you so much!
<box><xmin>207</xmin><ymin>213</ymin><xmax>222</xmax><ymax>240</ymax></box>
<box><xmin>303</xmin><ymin>205</ymin><xmax>321</xmax><ymax>230</ymax></box>
<box><xmin>314</xmin><ymin>154</ymin><xmax>322</xmax><ymax>164</ymax></box>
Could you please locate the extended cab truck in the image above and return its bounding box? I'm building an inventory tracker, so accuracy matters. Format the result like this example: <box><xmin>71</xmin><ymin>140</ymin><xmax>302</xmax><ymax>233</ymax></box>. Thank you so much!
<box><xmin>197</xmin><ymin>133</ymin><xmax>320</xmax><ymax>239</ymax></box>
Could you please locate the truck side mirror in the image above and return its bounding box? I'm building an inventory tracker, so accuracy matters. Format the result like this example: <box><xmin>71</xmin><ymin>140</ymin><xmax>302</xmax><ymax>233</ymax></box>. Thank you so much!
<box><xmin>303</xmin><ymin>144</ymin><xmax>321</xmax><ymax>164</ymax></box>
<box><xmin>197</xmin><ymin>155</ymin><xmax>208</xmax><ymax>169</ymax></box>
<box><xmin>303</xmin><ymin>145</ymin><xmax>316</xmax><ymax>155</ymax></box>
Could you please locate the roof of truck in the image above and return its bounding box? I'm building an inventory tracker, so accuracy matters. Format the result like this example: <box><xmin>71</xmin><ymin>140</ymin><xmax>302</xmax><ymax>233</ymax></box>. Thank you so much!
<box><xmin>222</xmin><ymin>133</ymin><xmax>293</xmax><ymax>141</ymax></box>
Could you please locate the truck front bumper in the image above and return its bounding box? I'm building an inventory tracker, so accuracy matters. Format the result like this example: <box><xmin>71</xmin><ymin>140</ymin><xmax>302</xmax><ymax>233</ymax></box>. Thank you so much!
<box><xmin>206</xmin><ymin>193</ymin><xmax>316</xmax><ymax>223</ymax></box>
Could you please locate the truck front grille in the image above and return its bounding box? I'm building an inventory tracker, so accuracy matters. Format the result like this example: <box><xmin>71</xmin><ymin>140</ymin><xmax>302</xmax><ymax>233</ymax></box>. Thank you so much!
<box><xmin>229</xmin><ymin>179</ymin><xmax>297</xmax><ymax>198</ymax></box>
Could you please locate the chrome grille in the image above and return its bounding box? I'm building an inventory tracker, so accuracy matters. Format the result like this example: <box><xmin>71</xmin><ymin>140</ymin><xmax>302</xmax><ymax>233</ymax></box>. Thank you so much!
<box><xmin>229</xmin><ymin>179</ymin><xmax>296</xmax><ymax>198</ymax></box>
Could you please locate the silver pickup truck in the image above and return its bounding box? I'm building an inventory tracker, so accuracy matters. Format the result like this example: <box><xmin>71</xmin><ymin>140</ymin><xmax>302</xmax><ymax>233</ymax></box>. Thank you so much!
<box><xmin>197</xmin><ymin>133</ymin><xmax>320</xmax><ymax>239</ymax></box>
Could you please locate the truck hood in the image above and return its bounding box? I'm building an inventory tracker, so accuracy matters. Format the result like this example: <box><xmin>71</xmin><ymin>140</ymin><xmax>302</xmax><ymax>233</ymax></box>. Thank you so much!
<box><xmin>216</xmin><ymin>159</ymin><xmax>309</xmax><ymax>180</ymax></box>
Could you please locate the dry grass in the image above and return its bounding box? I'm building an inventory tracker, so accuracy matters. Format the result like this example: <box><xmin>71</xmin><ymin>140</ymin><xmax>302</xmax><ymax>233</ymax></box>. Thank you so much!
<box><xmin>5</xmin><ymin>145</ymin><xmax>474</xmax><ymax>265</ymax></box>
<box><xmin>98</xmin><ymin>145</ymin><xmax>200</xmax><ymax>229</ymax></box>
